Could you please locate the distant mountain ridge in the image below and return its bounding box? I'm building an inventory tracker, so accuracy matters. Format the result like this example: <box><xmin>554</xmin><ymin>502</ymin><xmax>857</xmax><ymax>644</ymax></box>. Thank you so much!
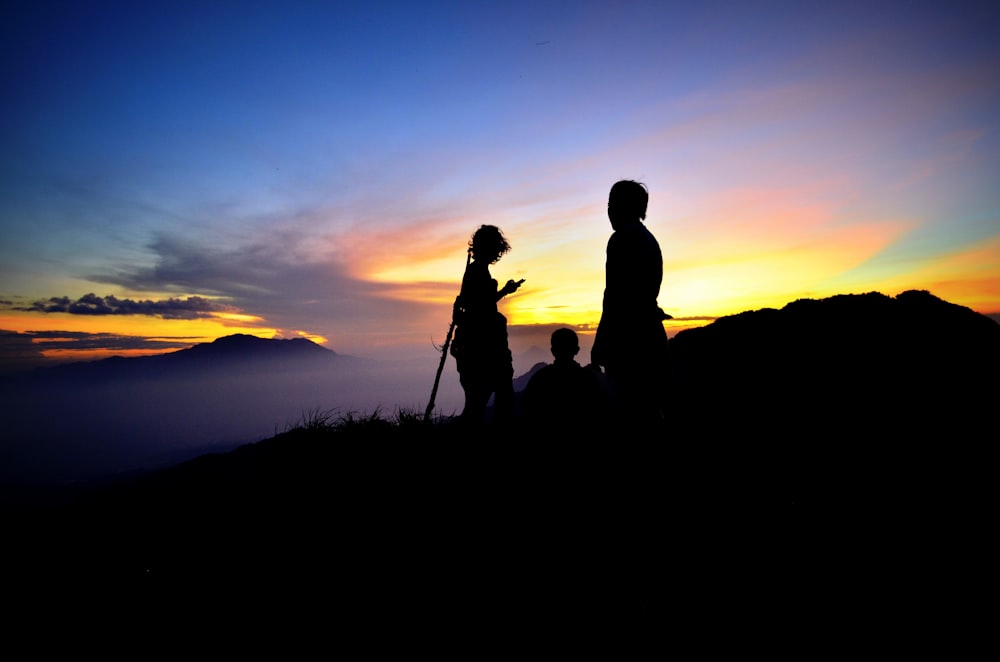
<box><xmin>163</xmin><ymin>333</ymin><xmax>341</xmax><ymax>370</ymax></box>
<box><xmin>15</xmin><ymin>333</ymin><xmax>346</xmax><ymax>384</ymax></box>
<box><xmin>183</xmin><ymin>332</ymin><xmax>335</xmax><ymax>357</ymax></box>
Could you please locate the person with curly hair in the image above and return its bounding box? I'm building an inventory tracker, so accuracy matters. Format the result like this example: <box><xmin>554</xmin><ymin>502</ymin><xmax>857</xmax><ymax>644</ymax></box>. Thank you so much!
<box><xmin>451</xmin><ymin>225</ymin><xmax>524</xmax><ymax>428</ymax></box>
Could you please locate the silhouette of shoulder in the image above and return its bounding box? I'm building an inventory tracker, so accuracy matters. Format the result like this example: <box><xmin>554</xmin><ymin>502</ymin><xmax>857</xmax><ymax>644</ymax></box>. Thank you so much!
<box><xmin>522</xmin><ymin>359</ymin><xmax>605</xmax><ymax>429</ymax></box>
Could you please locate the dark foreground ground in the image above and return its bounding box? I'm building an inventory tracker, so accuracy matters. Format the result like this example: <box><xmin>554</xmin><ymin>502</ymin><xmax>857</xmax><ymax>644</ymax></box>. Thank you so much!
<box><xmin>3</xmin><ymin>412</ymin><xmax>989</xmax><ymax>650</ymax></box>
<box><xmin>4</xmin><ymin>290</ymin><xmax>994</xmax><ymax>647</ymax></box>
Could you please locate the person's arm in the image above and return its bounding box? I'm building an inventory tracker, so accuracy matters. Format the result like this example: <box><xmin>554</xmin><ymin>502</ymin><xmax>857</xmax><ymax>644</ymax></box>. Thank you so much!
<box><xmin>591</xmin><ymin>236</ymin><xmax>616</xmax><ymax>367</ymax></box>
<box><xmin>496</xmin><ymin>278</ymin><xmax>525</xmax><ymax>301</ymax></box>
<box><xmin>590</xmin><ymin>322</ymin><xmax>606</xmax><ymax>368</ymax></box>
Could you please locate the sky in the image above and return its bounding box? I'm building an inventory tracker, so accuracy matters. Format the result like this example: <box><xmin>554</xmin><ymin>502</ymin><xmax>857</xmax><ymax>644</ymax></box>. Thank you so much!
<box><xmin>2</xmin><ymin>0</ymin><xmax>999</xmax><ymax>381</ymax></box>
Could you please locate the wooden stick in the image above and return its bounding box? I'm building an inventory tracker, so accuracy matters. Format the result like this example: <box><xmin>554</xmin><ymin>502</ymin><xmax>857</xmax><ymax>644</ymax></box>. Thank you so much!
<box><xmin>424</xmin><ymin>251</ymin><xmax>470</xmax><ymax>422</ymax></box>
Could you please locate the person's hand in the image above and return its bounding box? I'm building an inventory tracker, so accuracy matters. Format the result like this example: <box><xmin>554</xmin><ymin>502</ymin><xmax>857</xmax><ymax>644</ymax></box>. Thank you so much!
<box><xmin>502</xmin><ymin>278</ymin><xmax>525</xmax><ymax>296</ymax></box>
<box><xmin>590</xmin><ymin>343</ymin><xmax>604</xmax><ymax>369</ymax></box>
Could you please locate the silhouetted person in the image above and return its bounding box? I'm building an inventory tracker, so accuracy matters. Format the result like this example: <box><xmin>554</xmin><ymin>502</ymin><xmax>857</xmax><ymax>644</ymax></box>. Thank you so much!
<box><xmin>451</xmin><ymin>225</ymin><xmax>524</xmax><ymax>428</ymax></box>
<box><xmin>591</xmin><ymin>180</ymin><xmax>670</xmax><ymax>427</ymax></box>
<box><xmin>521</xmin><ymin>328</ymin><xmax>607</xmax><ymax>434</ymax></box>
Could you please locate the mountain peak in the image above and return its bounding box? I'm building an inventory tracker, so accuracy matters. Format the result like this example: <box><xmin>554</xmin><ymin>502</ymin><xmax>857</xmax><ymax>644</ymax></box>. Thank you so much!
<box><xmin>184</xmin><ymin>334</ymin><xmax>335</xmax><ymax>358</ymax></box>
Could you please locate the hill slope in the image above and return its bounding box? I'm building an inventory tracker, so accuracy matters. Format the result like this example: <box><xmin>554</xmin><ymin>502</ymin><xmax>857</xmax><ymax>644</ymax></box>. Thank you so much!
<box><xmin>666</xmin><ymin>289</ymin><xmax>998</xmax><ymax>433</ymax></box>
<box><xmin>4</xmin><ymin>290</ymin><xmax>996</xmax><ymax>629</ymax></box>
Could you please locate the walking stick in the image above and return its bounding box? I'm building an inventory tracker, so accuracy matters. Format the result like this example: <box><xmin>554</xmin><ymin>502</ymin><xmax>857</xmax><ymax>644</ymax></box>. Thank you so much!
<box><xmin>424</xmin><ymin>250</ymin><xmax>471</xmax><ymax>422</ymax></box>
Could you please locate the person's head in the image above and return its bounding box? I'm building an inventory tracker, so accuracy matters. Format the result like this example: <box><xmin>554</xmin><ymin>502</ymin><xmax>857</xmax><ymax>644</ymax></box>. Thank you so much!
<box><xmin>469</xmin><ymin>225</ymin><xmax>511</xmax><ymax>264</ymax></box>
<box><xmin>550</xmin><ymin>327</ymin><xmax>580</xmax><ymax>362</ymax></box>
<box><xmin>608</xmin><ymin>180</ymin><xmax>648</xmax><ymax>230</ymax></box>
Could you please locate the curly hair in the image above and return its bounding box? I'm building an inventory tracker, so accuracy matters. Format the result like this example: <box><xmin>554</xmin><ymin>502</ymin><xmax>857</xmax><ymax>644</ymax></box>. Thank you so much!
<box><xmin>469</xmin><ymin>225</ymin><xmax>511</xmax><ymax>263</ymax></box>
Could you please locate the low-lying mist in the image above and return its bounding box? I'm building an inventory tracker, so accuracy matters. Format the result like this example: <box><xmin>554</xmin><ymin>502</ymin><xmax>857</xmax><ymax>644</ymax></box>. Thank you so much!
<box><xmin>1</xmin><ymin>355</ymin><xmax>468</xmax><ymax>487</ymax></box>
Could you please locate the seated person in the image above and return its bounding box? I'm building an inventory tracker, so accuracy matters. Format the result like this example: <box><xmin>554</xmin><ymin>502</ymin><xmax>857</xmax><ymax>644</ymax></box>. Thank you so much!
<box><xmin>521</xmin><ymin>328</ymin><xmax>608</xmax><ymax>434</ymax></box>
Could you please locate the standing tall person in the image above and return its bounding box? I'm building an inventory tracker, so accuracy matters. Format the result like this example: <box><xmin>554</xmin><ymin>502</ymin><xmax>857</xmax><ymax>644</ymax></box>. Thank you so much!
<box><xmin>590</xmin><ymin>180</ymin><xmax>671</xmax><ymax>428</ymax></box>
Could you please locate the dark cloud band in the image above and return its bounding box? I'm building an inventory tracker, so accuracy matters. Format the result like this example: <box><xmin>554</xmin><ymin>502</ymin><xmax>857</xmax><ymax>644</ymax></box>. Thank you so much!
<box><xmin>12</xmin><ymin>293</ymin><xmax>233</xmax><ymax>319</ymax></box>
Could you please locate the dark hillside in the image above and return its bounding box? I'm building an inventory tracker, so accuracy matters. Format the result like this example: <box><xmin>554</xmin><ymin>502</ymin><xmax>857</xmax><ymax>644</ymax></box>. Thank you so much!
<box><xmin>667</xmin><ymin>289</ymin><xmax>998</xmax><ymax>436</ymax></box>
<box><xmin>5</xmin><ymin>290</ymin><xmax>995</xmax><ymax>632</ymax></box>
<box><xmin>664</xmin><ymin>289</ymin><xmax>997</xmax><ymax>531</ymax></box>
<box><xmin>6</xmin><ymin>416</ymin><xmax>673</xmax><ymax>633</ymax></box>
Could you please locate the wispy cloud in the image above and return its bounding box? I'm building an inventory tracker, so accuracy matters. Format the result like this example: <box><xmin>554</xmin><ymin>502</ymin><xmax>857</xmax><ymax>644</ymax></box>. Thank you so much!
<box><xmin>78</xmin><ymin>229</ymin><xmax>447</xmax><ymax>357</ymax></box>
<box><xmin>23</xmin><ymin>330</ymin><xmax>198</xmax><ymax>352</ymax></box>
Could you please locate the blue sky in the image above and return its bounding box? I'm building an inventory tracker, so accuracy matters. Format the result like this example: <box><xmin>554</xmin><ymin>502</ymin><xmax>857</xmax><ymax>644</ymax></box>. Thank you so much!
<box><xmin>2</xmin><ymin>0</ymin><xmax>998</xmax><ymax>376</ymax></box>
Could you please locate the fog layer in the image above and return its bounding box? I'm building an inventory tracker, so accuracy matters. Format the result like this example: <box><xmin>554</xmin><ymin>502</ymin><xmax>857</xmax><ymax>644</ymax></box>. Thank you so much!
<box><xmin>1</xmin><ymin>356</ymin><xmax>467</xmax><ymax>486</ymax></box>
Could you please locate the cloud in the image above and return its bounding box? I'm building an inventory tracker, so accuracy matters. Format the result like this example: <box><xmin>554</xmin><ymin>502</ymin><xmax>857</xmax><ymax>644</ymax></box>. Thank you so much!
<box><xmin>0</xmin><ymin>329</ymin><xmax>47</xmax><ymax>372</ymax></box>
<box><xmin>23</xmin><ymin>330</ymin><xmax>197</xmax><ymax>352</ymax></box>
<box><xmin>12</xmin><ymin>293</ymin><xmax>234</xmax><ymax>319</ymax></box>
<box><xmin>79</xmin><ymin>230</ymin><xmax>444</xmax><ymax>357</ymax></box>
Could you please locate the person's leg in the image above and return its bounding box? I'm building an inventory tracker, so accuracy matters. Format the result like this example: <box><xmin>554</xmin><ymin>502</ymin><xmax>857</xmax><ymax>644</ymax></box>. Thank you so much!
<box><xmin>459</xmin><ymin>370</ymin><xmax>492</xmax><ymax>428</ymax></box>
<box><xmin>488</xmin><ymin>345</ymin><xmax>516</xmax><ymax>430</ymax></box>
<box><xmin>492</xmin><ymin>379</ymin><xmax>515</xmax><ymax>428</ymax></box>
<box><xmin>607</xmin><ymin>369</ymin><xmax>664</xmax><ymax>432</ymax></box>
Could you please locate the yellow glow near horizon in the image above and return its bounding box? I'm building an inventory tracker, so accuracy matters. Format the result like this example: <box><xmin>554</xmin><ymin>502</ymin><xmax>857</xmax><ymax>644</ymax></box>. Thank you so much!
<box><xmin>370</xmin><ymin>196</ymin><xmax>1000</xmax><ymax>322</ymax></box>
<box><xmin>837</xmin><ymin>235</ymin><xmax>1000</xmax><ymax>312</ymax></box>
<box><xmin>289</xmin><ymin>330</ymin><xmax>329</xmax><ymax>344</ymax></box>
<box><xmin>3</xmin><ymin>204</ymin><xmax>996</xmax><ymax>370</ymax></box>
<box><xmin>213</xmin><ymin>311</ymin><xmax>266</xmax><ymax>324</ymax></box>
<box><xmin>356</xmin><ymin>179</ymin><xmax>973</xmax><ymax>335</ymax></box>
<box><xmin>0</xmin><ymin>311</ymin><xmax>276</xmax><ymax>339</ymax></box>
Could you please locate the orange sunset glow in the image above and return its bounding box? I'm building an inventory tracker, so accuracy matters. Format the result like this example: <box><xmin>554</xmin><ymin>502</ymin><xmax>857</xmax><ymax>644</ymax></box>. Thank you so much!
<box><xmin>1</xmin><ymin>1</ymin><xmax>997</xmax><ymax>377</ymax></box>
